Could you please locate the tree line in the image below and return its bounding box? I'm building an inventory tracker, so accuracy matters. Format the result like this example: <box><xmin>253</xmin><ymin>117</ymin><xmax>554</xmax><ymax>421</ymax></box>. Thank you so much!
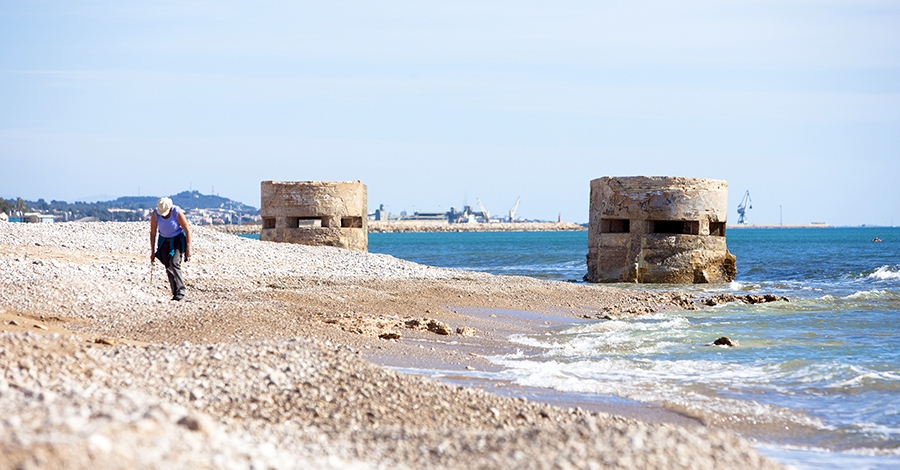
<box><xmin>1</xmin><ymin>191</ymin><xmax>258</xmax><ymax>222</ymax></box>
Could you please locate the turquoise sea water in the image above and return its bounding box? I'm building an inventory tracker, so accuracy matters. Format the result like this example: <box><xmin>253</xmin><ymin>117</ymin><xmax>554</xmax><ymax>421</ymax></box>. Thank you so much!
<box><xmin>246</xmin><ymin>228</ymin><xmax>900</xmax><ymax>468</ymax></box>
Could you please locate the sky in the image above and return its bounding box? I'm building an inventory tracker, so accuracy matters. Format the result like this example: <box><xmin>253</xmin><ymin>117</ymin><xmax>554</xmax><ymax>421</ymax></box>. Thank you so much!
<box><xmin>1</xmin><ymin>1</ymin><xmax>898</xmax><ymax>225</ymax></box>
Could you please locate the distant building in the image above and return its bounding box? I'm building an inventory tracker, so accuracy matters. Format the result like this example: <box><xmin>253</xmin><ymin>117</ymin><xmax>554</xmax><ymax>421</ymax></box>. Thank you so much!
<box><xmin>22</xmin><ymin>212</ymin><xmax>57</xmax><ymax>224</ymax></box>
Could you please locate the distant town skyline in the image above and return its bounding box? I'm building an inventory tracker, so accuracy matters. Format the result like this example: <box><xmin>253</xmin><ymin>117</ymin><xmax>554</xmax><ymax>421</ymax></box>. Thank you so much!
<box><xmin>2</xmin><ymin>1</ymin><xmax>898</xmax><ymax>225</ymax></box>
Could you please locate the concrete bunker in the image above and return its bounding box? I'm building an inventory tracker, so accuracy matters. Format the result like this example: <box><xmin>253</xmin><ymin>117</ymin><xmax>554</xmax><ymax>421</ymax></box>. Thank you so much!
<box><xmin>585</xmin><ymin>176</ymin><xmax>735</xmax><ymax>284</ymax></box>
<box><xmin>260</xmin><ymin>180</ymin><xmax>368</xmax><ymax>251</ymax></box>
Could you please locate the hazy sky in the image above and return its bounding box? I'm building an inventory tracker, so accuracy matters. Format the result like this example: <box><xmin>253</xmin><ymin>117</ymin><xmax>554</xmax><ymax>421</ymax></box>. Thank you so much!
<box><xmin>2</xmin><ymin>1</ymin><xmax>898</xmax><ymax>225</ymax></box>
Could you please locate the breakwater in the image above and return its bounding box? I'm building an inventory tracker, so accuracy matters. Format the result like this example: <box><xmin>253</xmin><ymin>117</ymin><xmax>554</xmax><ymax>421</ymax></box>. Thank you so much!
<box><xmin>212</xmin><ymin>221</ymin><xmax>586</xmax><ymax>234</ymax></box>
<box><xmin>369</xmin><ymin>221</ymin><xmax>586</xmax><ymax>233</ymax></box>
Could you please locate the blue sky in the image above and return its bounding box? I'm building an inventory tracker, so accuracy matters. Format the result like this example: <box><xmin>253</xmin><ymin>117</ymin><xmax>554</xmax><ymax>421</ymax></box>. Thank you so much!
<box><xmin>1</xmin><ymin>1</ymin><xmax>898</xmax><ymax>225</ymax></box>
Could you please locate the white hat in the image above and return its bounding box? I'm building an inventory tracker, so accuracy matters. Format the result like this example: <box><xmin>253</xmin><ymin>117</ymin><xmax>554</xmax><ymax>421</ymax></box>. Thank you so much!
<box><xmin>157</xmin><ymin>197</ymin><xmax>173</xmax><ymax>217</ymax></box>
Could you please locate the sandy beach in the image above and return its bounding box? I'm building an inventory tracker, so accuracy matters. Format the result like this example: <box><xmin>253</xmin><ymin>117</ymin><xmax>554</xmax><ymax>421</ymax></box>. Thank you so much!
<box><xmin>0</xmin><ymin>222</ymin><xmax>781</xmax><ymax>469</ymax></box>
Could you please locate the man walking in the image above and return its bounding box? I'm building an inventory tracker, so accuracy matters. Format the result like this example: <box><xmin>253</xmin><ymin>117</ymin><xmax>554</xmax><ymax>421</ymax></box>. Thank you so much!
<box><xmin>150</xmin><ymin>197</ymin><xmax>192</xmax><ymax>300</ymax></box>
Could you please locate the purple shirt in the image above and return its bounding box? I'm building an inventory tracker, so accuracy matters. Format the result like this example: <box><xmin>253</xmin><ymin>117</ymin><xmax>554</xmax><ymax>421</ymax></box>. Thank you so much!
<box><xmin>155</xmin><ymin>206</ymin><xmax>183</xmax><ymax>238</ymax></box>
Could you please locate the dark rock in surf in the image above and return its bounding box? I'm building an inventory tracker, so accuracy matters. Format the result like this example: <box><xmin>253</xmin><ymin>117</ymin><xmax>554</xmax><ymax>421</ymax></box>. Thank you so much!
<box><xmin>700</xmin><ymin>294</ymin><xmax>789</xmax><ymax>306</ymax></box>
<box><xmin>713</xmin><ymin>336</ymin><xmax>739</xmax><ymax>347</ymax></box>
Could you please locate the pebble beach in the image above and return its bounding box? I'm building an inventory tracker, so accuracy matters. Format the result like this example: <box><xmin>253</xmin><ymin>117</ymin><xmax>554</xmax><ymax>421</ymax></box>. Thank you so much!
<box><xmin>0</xmin><ymin>222</ymin><xmax>782</xmax><ymax>469</ymax></box>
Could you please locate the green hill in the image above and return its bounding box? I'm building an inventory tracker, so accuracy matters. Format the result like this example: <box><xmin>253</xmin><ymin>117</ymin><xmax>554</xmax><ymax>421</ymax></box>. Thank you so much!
<box><xmin>3</xmin><ymin>191</ymin><xmax>257</xmax><ymax>222</ymax></box>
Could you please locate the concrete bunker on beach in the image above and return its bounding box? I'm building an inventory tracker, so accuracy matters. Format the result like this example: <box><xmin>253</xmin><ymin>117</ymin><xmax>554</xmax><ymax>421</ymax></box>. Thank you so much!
<box><xmin>260</xmin><ymin>180</ymin><xmax>368</xmax><ymax>251</ymax></box>
<box><xmin>585</xmin><ymin>176</ymin><xmax>736</xmax><ymax>284</ymax></box>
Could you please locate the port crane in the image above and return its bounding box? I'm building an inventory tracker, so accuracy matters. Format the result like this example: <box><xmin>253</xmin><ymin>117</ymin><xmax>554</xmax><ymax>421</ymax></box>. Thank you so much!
<box><xmin>476</xmin><ymin>198</ymin><xmax>490</xmax><ymax>223</ymax></box>
<box><xmin>508</xmin><ymin>196</ymin><xmax>521</xmax><ymax>223</ymax></box>
<box><xmin>737</xmin><ymin>191</ymin><xmax>752</xmax><ymax>224</ymax></box>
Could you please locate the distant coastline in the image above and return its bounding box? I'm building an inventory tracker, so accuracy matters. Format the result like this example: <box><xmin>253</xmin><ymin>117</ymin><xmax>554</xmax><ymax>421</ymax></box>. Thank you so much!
<box><xmin>212</xmin><ymin>221</ymin><xmax>587</xmax><ymax>234</ymax></box>
<box><xmin>727</xmin><ymin>223</ymin><xmax>830</xmax><ymax>229</ymax></box>
<box><xmin>211</xmin><ymin>223</ymin><xmax>263</xmax><ymax>234</ymax></box>
<box><xmin>369</xmin><ymin>221</ymin><xmax>586</xmax><ymax>233</ymax></box>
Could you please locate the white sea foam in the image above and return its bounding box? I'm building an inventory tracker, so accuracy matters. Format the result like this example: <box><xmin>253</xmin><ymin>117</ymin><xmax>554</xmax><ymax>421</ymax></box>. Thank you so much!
<box><xmin>868</xmin><ymin>266</ymin><xmax>900</xmax><ymax>281</ymax></box>
<box><xmin>491</xmin><ymin>256</ymin><xmax>900</xmax><ymax>456</ymax></box>
<box><xmin>508</xmin><ymin>314</ymin><xmax>693</xmax><ymax>357</ymax></box>
<box><xmin>728</xmin><ymin>281</ymin><xmax>746</xmax><ymax>291</ymax></box>
<box><xmin>491</xmin><ymin>313</ymin><xmax>900</xmax><ymax>440</ymax></box>
<box><xmin>825</xmin><ymin>368</ymin><xmax>900</xmax><ymax>389</ymax></box>
<box><xmin>845</xmin><ymin>290</ymin><xmax>891</xmax><ymax>300</ymax></box>
<box><xmin>487</xmin><ymin>354</ymin><xmax>830</xmax><ymax>431</ymax></box>
<box><xmin>757</xmin><ymin>444</ymin><xmax>900</xmax><ymax>468</ymax></box>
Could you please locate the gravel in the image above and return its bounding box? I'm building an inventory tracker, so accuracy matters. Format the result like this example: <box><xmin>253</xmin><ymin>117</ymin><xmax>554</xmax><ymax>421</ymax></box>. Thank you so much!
<box><xmin>0</xmin><ymin>222</ymin><xmax>783</xmax><ymax>469</ymax></box>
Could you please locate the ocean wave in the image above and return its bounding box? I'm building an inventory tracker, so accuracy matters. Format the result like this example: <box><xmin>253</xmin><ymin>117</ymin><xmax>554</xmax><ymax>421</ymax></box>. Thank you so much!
<box><xmin>758</xmin><ymin>443</ymin><xmax>900</xmax><ymax>464</ymax></box>
<box><xmin>867</xmin><ymin>266</ymin><xmax>900</xmax><ymax>281</ymax></box>
<box><xmin>507</xmin><ymin>314</ymin><xmax>693</xmax><ymax>356</ymax></box>
<box><xmin>825</xmin><ymin>368</ymin><xmax>900</xmax><ymax>390</ymax></box>
<box><xmin>490</xmin><ymin>353</ymin><xmax>782</xmax><ymax>392</ymax></box>
<box><xmin>769</xmin><ymin>362</ymin><xmax>900</xmax><ymax>394</ymax></box>
<box><xmin>855</xmin><ymin>422</ymin><xmax>900</xmax><ymax>437</ymax></box>
<box><xmin>506</xmin><ymin>332</ymin><xmax>681</xmax><ymax>357</ymax></box>
<box><xmin>577</xmin><ymin>314</ymin><xmax>691</xmax><ymax>333</ymax></box>
<box><xmin>844</xmin><ymin>290</ymin><xmax>895</xmax><ymax>300</ymax></box>
<box><xmin>487</xmin><ymin>346</ymin><xmax>900</xmax><ymax>451</ymax></box>
<box><xmin>486</xmin><ymin>355</ymin><xmax>831</xmax><ymax>432</ymax></box>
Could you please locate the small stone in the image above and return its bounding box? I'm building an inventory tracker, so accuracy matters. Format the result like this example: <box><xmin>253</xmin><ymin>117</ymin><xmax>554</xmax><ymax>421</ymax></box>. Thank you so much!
<box><xmin>426</xmin><ymin>319</ymin><xmax>452</xmax><ymax>335</ymax></box>
<box><xmin>33</xmin><ymin>323</ymin><xmax>48</xmax><ymax>330</ymax></box>
<box><xmin>456</xmin><ymin>326</ymin><xmax>476</xmax><ymax>337</ymax></box>
<box><xmin>177</xmin><ymin>414</ymin><xmax>215</xmax><ymax>434</ymax></box>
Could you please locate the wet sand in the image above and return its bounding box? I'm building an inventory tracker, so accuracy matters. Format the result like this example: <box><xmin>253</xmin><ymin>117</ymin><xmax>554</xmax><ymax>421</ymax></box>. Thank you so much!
<box><xmin>361</xmin><ymin>305</ymin><xmax>706</xmax><ymax>429</ymax></box>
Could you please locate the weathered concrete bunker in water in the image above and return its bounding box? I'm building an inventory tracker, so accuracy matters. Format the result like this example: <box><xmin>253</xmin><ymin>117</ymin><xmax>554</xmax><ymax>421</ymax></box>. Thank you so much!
<box><xmin>585</xmin><ymin>176</ymin><xmax>736</xmax><ymax>284</ymax></box>
<box><xmin>260</xmin><ymin>180</ymin><xmax>368</xmax><ymax>251</ymax></box>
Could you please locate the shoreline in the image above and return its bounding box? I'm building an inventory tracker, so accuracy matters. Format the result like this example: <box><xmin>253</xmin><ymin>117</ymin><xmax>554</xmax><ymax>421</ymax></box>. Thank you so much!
<box><xmin>370</xmin><ymin>305</ymin><xmax>708</xmax><ymax>431</ymax></box>
<box><xmin>0</xmin><ymin>222</ymin><xmax>782</xmax><ymax>469</ymax></box>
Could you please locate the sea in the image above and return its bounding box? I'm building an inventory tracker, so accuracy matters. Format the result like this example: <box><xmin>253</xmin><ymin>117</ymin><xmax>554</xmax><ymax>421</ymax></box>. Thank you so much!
<box><xmin>247</xmin><ymin>227</ymin><xmax>900</xmax><ymax>468</ymax></box>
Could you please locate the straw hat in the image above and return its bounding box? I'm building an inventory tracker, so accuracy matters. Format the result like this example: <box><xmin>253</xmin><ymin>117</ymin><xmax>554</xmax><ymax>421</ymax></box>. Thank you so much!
<box><xmin>157</xmin><ymin>197</ymin><xmax>173</xmax><ymax>217</ymax></box>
